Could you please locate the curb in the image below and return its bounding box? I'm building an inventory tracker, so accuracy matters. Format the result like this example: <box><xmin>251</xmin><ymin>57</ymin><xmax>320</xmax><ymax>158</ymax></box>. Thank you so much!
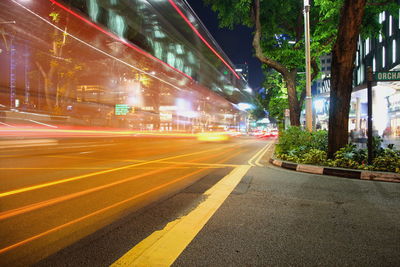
<box><xmin>269</xmin><ymin>158</ymin><xmax>400</xmax><ymax>183</ymax></box>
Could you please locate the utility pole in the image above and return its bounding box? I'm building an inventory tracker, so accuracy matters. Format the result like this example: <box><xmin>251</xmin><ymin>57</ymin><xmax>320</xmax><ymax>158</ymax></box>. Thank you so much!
<box><xmin>367</xmin><ymin>66</ymin><xmax>373</xmax><ymax>165</ymax></box>
<box><xmin>304</xmin><ymin>0</ymin><xmax>312</xmax><ymax>132</ymax></box>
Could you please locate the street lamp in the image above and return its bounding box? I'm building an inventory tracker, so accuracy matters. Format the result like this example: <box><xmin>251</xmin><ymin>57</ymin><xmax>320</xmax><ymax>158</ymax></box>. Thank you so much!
<box><xmin>304</xmin><ymin>0</ymin><xmax>312</xmax><ymax>132</ymax></box>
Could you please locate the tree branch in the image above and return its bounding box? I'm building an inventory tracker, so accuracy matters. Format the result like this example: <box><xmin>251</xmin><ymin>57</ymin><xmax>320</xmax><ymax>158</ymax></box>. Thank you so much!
<box><xmin>311</xmin><ymin>58</ymin><xmax>320</xmax><ymax>81</ymax></box>
<box><xmin>252</xmin><ymin>0</ymin><xmax>288</xmax><ymax>76</ymax></box>
<box><xmin>367</xmin><ymin>0</ymin><xmax>393</xmax><ymax>6</ymax></box>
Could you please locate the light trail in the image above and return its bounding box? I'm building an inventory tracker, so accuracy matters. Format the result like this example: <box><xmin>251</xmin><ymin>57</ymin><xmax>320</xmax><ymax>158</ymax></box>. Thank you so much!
<box><xmin>47</xmin><ymin>0</ymin><xmax>193</xmax><ymax>81</ymax></box>
<box><xmin>0</xmin><ymin>143</ymin><xmax>241</xmax><ymax>198</ymax></box>
<box><xmin>167</xmin><ymin>0</ymin><xmax>240</xmax><ymax>79</ymax></box>
<box><xmin>11</xmin><ymin>0</ymin><xmax>189</xmax><ymax>94</ymax></box>
<box><xmin>0</xmin><ymin>147</ymin><xmax>236</xmax><ymax>221</ymax></box>
<box><xmin>27</xmin><ymin>120</ymin><xmax>57</xmax><ymax>128</ymax></box>
<box><xmin>0</xmin><ymin>149</ymin><xmax>243</xmax><ymax>254</ymax></box>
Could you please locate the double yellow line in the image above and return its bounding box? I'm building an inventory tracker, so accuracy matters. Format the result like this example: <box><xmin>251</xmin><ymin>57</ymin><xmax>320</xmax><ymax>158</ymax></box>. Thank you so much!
<box><xmin>247</xmin><ymin>143</ymin><xmax>272</xmax><ymax>167</ymax></box>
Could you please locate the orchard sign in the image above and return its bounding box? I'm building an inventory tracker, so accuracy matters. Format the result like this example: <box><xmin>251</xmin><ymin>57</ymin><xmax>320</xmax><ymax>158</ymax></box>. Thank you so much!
<box><xmin>374</xmin><ymin>71</ymin><xmax>400</xmax><ymax>81</ymax></box>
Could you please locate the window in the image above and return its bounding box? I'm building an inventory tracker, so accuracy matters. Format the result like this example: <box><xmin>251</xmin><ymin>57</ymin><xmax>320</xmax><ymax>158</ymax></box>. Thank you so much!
<box><xmin>389</xmin><ymin>16</ymin><xmax>393</xmax><ymax>36</ymax></box>
<box><xmin>321</xmin><ymin>59</ymin><xmax>325</xmax><ymax>64</ymax></box>
<box><xmin>327</xmin><ymin>58</ymin><xmax>331</xmax><ymax>63</ymax></box>
<box><xmin>394</xmin><ymin>40</ymin><xmax>397</xmax><ymax>63</ymax></box>
<box><xmin>382</xmin><ymin>46</ymin><xmax>386</xmax><ymax>68</ymax></box>
<box><xmin>365</xmin><ymin>38</ymin><xmax>370</xmax><ymax>54</ymax></box>
<box><xmin>373</xmin><ymin>57</ymin><xmax>376</xmax><ymax>72</ymax></box>
<box><xmin>322</xmin><ymin>67</ymin><xmax>325</xmax><ymax>71</ymax></box>
<box><xmin>379</xmin><ymin>12</ymin><xmax>385</xmax><ymax>24</ymax></box>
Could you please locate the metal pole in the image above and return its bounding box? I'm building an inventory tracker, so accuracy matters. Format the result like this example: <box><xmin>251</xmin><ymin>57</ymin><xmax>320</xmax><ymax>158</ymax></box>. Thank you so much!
<box><xmin>367</xmin><ymin>66</ymin><xmax>373</xmax><ymax>165</ymax></box>
<box><xmin>304</xmin><ymin>0</ymin><xmax>312</xmax><ymax>132</ymax></box>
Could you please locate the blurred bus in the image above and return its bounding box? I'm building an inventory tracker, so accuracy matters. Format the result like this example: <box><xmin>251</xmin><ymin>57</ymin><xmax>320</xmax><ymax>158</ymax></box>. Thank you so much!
<box><xmin>0</xmin><ymin>0</ymin><xmax>252</xmax><ymax>135</ymax></box>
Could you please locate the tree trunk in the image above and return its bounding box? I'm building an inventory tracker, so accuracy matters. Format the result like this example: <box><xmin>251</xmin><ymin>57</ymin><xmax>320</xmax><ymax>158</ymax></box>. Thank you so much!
<box><xmin>327</xmin><ymin>0</ymin><xmax>366</xmax><ymax>158</ymax></box>
<box><xmin>252</xmin><ymin>0</ymin><xmax>302</xmax><ymax>126</ymax></box>
<box><xmin>283</xmin><ymin>71</ymin><xmax>301</xmax><ymax>126</ymax></box>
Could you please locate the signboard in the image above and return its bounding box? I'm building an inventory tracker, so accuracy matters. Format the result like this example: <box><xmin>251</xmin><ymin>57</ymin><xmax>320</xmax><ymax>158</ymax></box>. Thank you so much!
<box><xmin>115</xmin><ymin>104</ymin><xmax>130</xmax><ymax>115</ymax></box>
<box><xmin>374</xmin><ymin>71</ymin><xmax>400</xmax><ymax>81</ymax></box>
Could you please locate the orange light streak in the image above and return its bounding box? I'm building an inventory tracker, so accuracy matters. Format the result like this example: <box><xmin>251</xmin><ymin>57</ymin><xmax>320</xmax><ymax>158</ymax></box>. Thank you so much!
<box><xmin>0</xmin><ymin>149</ymin><xmax>244</xmax><ymax>254</ymax></box>
<box><xmin>0</xmin><ymin>148</ymin><xmax>235</xmax><ymax>221</ymax></box>
<box><xmin>0</xmin><ymin>144</ymin><xmax>237</xmax><ymax>198</ymax></box>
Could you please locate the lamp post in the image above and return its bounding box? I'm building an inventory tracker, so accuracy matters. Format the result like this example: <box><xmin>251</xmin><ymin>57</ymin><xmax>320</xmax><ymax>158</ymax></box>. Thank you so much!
<box><xmin>304</xmin><ymin>0</ymin><xmax>312</xmax><ymax>132</ymax></box>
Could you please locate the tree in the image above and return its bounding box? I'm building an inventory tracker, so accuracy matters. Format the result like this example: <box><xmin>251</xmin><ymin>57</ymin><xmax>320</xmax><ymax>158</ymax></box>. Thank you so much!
<box><xmin>314</xmin><ymin>0</ymin><xmax>399</xmax><ymax>157</ymax></box>
<box><xmin>204</xmin><ymin>0</ymin><xmax>324</xmax><ymax>126</ymax></box>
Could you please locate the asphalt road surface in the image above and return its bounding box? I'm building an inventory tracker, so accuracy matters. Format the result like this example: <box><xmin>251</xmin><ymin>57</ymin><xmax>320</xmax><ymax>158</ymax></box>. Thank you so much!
<box><xmin>0</xmin><ymin>136</ymin><xmax>269</xmax><ymax>266</ymax></box>
<box><xmin>1</xmin><ymin>136</ymin><xmax>399</xmax><ymax>266</ymax></box>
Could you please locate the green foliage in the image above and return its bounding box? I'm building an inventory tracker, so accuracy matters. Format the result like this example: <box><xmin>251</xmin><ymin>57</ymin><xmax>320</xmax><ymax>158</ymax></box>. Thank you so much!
<box><xmin>372</xmin><ymin>149</ymin><xmax>400</xmax><ymax>173</ymax></box>
<box><xmin>275</xmin><ymin>126</ymin><xmax>328</xmax><ymax>156</ymax></box>
<box><xmin>277</xmin><ymin>137</ymin><xmax>400</xmax><ymax>173</ymax></box>
<box><xmin>300</xmin><ymin>149</ymin><xmax>327</xmax><ymax>165</ymax></box>
<box><xmin>328</xmin><ymin>144</ymin><xmax>367</xmax><ymax>169</ymax></box>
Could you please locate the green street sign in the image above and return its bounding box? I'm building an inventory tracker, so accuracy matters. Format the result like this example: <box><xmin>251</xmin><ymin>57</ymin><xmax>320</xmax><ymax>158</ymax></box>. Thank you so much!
<box><xmin>115</xmin><ymin>104</ymin><xmax>130</xmax><ymax>115</ymax></box>
<box><xmin>374</xmin><ymin>71</ymin><xmax>400</xmax><ymax>81</ymax></box>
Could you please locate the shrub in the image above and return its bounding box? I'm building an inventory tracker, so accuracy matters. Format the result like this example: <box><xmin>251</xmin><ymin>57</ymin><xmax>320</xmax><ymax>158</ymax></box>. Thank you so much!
<box><xmin>275</xmin><ymin>128</ymin><xmax>400</xmax><ymax>174</ymax></box>
<box><xmin>311</xmin><ymin>130</ymin><xmax>328</xmax><ymax>151</ymax></box>
<box><xmin>325</xmin><ymin>144</ymin><xmax>367</xmax><ymax>169</ymax></box>
<box><xmin>276</xmin><ymin>127</ymin><xmax>328</xmax><ymax>157</ymax></box>
<box><xmin>275</xmin><ymin>127</ymin><xmax>312</xmax><ymax>156</ymax></box>
<box><xmin>299</xmin><ymin>149</ymin><xmax>327</xmax><ymax>165</ymax></box>
<box><xmin>372</xmin><ymin>149</ymin><xmax>400</xmax><ymax>173</ymax></box>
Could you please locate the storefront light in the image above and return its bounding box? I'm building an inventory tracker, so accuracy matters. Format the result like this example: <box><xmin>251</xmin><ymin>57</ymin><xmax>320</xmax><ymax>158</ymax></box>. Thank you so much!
<box><xmin>314</xmin><ymin>99</ymin><xmax>325</xmax><ymax>113</ymax></box>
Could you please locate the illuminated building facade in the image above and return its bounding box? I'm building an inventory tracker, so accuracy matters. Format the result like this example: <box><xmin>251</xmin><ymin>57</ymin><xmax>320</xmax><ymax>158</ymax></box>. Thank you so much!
<box><xmin>0</xmin><ymin>0</ymin><xmax>251</xmax><ymax>132</ymax></box>
<box><xmin>312</xmin><ymin>7</ymin><xmax>400</xmax><ymax>136</ymax></box>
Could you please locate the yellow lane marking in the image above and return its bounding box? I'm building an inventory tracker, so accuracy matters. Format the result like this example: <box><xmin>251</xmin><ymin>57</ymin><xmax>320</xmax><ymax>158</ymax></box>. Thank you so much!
<box><xmin>45</xmin><ymin>156</ymin><xmax>239</xmax><ymax>168</ymax></box>
<box><xmin>255</xmin><ymin>143</ymin><xmax>272</xmax><ymax>167</ymax></box>
<box><xmin>0</xmin><ymin>144</ymin><xmax>241</xmax><ymax>198</ymax></box>
<box><xmin>0</xmin><ymin>167</ymin><xmax>221</xmax><ymax>170</ymax></box>
<box><xmin>247</xmin><ymin>143</ymin><xmax>271</xmax><ymax>166</ymax></box>
<box><xmin>0</xmin><ymin>149</ymin><xmax>238</xmax><ymax>221</ymax></box>
<box><xmin>0</xmin><ymin>162</ymin><xmax>238</xmax><ymax>170</ymax></box>
<box><xmin>0</xmin><ymin>150</ymin><xmax>242</xmax><ymax>254</ymax></box>
<box><xmin>110</xmin><ymin>165</ymin><xmax>251</xmax><ymax>267</ymax></box>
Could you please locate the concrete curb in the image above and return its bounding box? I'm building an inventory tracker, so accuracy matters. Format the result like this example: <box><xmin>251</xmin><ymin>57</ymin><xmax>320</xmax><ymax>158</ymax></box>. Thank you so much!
<box><xmin>269</xmin><ymin>158</ymin><xmax>400</xmax><ymax>183</ymax></box>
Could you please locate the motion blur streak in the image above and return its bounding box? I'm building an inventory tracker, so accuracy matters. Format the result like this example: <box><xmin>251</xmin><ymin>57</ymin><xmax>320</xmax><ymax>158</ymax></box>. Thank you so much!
<box><xmin>0</xmin><ymin>126</ymin><xmax>198</xmax><ymax>138</ymax></box>
<box><xmin>0</xmin><ymin>147</ymin><xmax>237</xmax><ymax>221</ymax></box>
<box><xmin>0</xmin><ymin>149</ymin><xmax>243</xmax><ymax>255</ymax></box>
<box><xmin>11</xmin><ymin>0</ymin><xmax>187</xmax><ymax>92</ymax></box>
<box><xmin>0</xmin><ymin>144</ymin><xmax>241</xmax><ymax>198</ymax></box>
<box><xmin>167</xmin><ymin>0</ymin><xmax>240</xmax><ymax>79</ymax></box>
<box><xmin>46</xmin><ymin>0</ymin><xmax>193</xmax><ymax>81</ymax></box>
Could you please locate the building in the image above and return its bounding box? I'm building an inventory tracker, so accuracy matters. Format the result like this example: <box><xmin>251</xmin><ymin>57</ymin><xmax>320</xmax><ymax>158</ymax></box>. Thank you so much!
<box><xmin>312</xmin><ymin>7</ymin><xmax>400</xmax><ymax>136</ymax></box>
<box><xmin>0</xmin><ymin>0</ymin><xmax>252</xmax><ymax>131</ymax></box>
<box><xmin>235</xmin><ymin>63</ymin><xmax>249</xmax><ymax>82</ymax></box>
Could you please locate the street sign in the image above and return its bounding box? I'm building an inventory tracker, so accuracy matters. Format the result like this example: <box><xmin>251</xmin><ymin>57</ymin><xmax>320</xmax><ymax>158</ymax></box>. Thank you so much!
<box><xmin>115</xmin><ymin>104</ymin><xmax>130</xmax><ymax>115</ymax></box>
<box><xmin>374</xmin><ymin>71</ymin><xmax>400</xmax><ymax>81</ymax></box>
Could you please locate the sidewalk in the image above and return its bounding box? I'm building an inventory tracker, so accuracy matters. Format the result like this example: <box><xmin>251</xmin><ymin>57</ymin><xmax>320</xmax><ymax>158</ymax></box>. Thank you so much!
<box><xmin>173</xmin><ymin>161</ymin><xmax>400</xmax><ymax>266</ymax></box>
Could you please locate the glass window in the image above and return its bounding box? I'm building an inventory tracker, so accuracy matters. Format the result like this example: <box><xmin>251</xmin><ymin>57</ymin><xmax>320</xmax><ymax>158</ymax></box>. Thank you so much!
<box><xmin>365</xmin><ymin>38</ymin><xmax>370</xmax><ymax>54</ymax></box>
<box><xmin>373</xmin><ymin>57</ymin><xmax>376</xmax><ymax>72</ymax></box>
<box><xmin>382</xmin><ymin>46</ymin><xmax>386</xmax><ymax>68</ymax></box>
<box><xmin>393</xmin><ymin>40</ymin><xmax>397</xmax><ymax>63</ymax></box>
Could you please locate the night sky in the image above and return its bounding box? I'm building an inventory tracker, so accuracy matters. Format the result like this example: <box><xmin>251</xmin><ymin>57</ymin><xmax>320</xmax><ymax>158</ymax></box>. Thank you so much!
<box><xmin>185</xmin><ymin>0</ymin><xmax>264</xmax><ymax>89</ymax></box>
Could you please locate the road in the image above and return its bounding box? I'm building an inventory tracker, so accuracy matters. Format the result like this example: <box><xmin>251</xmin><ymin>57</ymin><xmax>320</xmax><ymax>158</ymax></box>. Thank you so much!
<box><xmin>0</xmin><ymin>136</ymin><xmax>270</xmax><ymax>266</ymax></box>
<box><xmin>1</xmin><ymin>136</ymin><xmax>399</xmax><ymax>266</ymax></box>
